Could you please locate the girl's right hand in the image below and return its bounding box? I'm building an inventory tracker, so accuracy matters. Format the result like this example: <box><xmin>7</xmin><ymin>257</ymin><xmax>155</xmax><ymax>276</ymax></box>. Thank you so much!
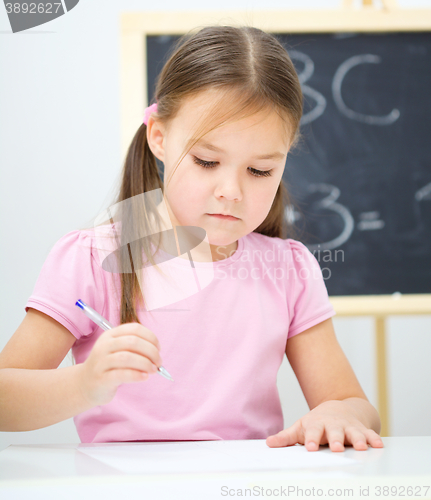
<box><xmin>76</xmin><ymin>323</ymin><xmax>162</xmax><ymax>407</ymax></box>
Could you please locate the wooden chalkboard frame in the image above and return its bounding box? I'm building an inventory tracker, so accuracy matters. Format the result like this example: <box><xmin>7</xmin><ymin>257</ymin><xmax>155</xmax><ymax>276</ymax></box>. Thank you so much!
<box><xmin>119</xmin><ymin>7</ymin><xmax>431</xmax><ymax>435</ymax></box>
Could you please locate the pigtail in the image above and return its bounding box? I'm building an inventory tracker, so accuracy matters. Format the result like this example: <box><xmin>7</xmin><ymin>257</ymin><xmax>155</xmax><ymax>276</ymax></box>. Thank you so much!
<box><xmin>115</xmin><ymin>118</ymin><xmax>164</xmax><ymax>325</ymax></box>
<box><xmin>118</xmin><ymin>122</ymin><xmax>163</xmax><ymax>200</ymax></box>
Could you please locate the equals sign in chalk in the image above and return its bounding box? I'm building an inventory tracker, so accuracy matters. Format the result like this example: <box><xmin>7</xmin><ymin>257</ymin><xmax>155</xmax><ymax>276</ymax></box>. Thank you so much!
<box><xmin>357</xmin><ymin>211</ymin><xmax>385</xmax><ymax>231</ymax></box>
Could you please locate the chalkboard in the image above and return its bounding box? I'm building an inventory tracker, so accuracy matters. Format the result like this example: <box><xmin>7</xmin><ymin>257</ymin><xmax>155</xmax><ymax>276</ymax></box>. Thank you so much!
<box><xmin>146</xmin><ymin>32</ymin><xmax>431</xmax><ymax>296</ymax></box>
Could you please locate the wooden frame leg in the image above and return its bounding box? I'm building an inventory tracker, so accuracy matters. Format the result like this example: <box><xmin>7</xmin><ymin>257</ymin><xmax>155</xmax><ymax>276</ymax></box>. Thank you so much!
<box><xmin>375</xmin><ymin>316</ymin><xmax>389</xmax><ymax>436</ymax></box>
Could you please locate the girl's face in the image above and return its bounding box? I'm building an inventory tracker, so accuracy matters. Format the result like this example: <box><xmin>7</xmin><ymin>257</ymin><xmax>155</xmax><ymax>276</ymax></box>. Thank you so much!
<box><xmin>147</xmin><ymin>92</ymin><xmax>291</xmax><ymax>261</ymax></box>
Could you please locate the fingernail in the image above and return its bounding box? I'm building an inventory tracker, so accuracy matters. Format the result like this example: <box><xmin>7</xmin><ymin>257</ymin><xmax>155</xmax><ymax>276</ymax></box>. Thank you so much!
<box><xmin>307</xmin><ymin>441</ymin><xmax>317</xmax><ymax>448</ymax></box>
<box><xmin>334</xmin><ymin>441</ymin><xmax>343</xmax><ymax>448</ymax></box>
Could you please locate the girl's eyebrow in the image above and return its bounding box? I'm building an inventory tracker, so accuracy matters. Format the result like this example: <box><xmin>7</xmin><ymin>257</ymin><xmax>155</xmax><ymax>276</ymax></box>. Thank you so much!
<box><xmin>196</xmin><ymin>140</ymin><xmax>286</xmax><ymax>161</ymax></box>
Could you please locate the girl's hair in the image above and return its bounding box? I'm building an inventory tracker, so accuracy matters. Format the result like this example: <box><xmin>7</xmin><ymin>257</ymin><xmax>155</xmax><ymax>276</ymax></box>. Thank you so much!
<box><xmin>82</xmin><ymin>24</ymin><xmax>303</xmax><ymax>330</ymax></box>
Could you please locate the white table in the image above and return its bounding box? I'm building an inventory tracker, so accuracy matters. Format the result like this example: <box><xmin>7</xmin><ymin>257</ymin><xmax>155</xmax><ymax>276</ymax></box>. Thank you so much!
<box><xmin>0</xmin><ymin>437</ymin><xmax>430</xmax><ymax>499</ymax></box>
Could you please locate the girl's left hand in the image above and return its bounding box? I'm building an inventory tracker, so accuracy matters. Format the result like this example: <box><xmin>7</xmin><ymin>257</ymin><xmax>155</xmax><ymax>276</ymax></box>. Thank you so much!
<box><xmin>266</xmin><ymin>399</ymin><xmax>384</xmax><ymax>452</ymax></box>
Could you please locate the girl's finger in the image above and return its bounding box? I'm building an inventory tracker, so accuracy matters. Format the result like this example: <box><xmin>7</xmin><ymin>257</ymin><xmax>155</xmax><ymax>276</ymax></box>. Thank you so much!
<box><xmin>303</xmin><ymin>423</ymin><xmax>325</xmax><ymax>452</ymax></box>
<box><xmin>111</xmin><ymin>323</ymin><xmax>161</xmax><ymax>350</ymax></box>
<box><xmin>266</xmin><ymin>420</ymin><xmax>302</xmax><ymax>448</ymax></box>
<box><xmin>108</xmin><ymin>335</ymin><xmax>162</xmax><ymax>367</ymax></box>
<box><xmin>343</xmin><ymin>425</ymin><xmax>369</xmax><ymax>451</ymax></box>
<box><xmin>324</xmin><ymin>425</ymin><xmax>345</xmax><ymax>452</ymax></box>
<box><xmin>106</xmin><ymin>350</ymin><xmax>159</xmax><ymax>374</ymax></box>
<box><xmin>363</xmin><ymin>428</ymin><xmax>384</xmax><ymax>448</ymax></box>
<box><xmin>104</xmin><ymin>368</ymin><xmax>149</xmax><ymax>386</ymax></box>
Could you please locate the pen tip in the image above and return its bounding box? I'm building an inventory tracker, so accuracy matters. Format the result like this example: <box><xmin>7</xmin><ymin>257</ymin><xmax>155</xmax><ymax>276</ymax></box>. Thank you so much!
<box><xmin>158</xmin><ymin>366</ymin><xmax>174</xmax><ymax>381</ymax></box>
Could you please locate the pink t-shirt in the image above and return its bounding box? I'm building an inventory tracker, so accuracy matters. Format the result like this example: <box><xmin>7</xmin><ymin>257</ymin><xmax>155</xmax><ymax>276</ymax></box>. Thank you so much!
<box><xmin>25</xmin><ymin>229</ymin><xmax>335</xmax><ymax>443</ymax></box>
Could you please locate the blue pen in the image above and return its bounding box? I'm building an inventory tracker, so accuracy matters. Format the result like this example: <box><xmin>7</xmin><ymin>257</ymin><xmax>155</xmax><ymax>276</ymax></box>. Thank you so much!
<box><xmin>75</xmin><ymin>299</ymin><xmax>173</xmax><ymax>381</ymax></box>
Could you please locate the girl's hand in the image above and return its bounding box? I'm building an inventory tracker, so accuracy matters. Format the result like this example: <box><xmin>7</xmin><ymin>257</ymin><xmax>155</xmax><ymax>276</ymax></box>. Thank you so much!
<box><xmin>76</xmin><ymin>323</ymin><xmax>162</xmax><ymax>407</ymax></box>
<box><xmin>266</xmin><ymin>399</ymin><xmax>384</xmax><ymax>452</ymax></box>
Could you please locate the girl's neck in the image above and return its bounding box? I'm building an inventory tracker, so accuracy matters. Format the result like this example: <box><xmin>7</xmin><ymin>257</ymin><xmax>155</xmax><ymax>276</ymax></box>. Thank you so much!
<box><xmin>209</xmin><ymin>240</ymin><xmax>238</xmax><ymax>262</ymax></box>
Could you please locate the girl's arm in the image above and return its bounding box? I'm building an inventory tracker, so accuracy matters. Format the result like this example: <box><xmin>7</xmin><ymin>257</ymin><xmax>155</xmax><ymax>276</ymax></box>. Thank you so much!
<box><xmin>266</xmin><ymin>318</ymin><xmax>384</xmax><ymax>452</ymax></box>
<box><xmin>0</xmin><ymin>308</ymin><xmax>94</xmax><ymax>431</ymax></box>
<box><xmin>0</xmin><ymin>308</ymin><xmax>162</xmax><ymax>432</ymax></box>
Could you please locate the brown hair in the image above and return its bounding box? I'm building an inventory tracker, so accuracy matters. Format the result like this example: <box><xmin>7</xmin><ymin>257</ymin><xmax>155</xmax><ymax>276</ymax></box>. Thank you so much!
<box><xmin>85</xmin><ymin>24</ymin><xmax>303</xmax><ymax>328</ymax></box>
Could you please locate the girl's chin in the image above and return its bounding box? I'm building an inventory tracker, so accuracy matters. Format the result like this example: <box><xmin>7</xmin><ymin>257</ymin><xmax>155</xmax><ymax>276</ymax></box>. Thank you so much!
<box><xmin>206</xmin><ymin>233</ymin><xmax>236</xmax><ymax>245</ymax></box>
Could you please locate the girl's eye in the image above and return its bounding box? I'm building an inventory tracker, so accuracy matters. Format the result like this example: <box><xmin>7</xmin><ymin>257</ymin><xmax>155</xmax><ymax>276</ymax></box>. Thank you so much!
<box><xmin>192</xmin><ymin>156</ymin><xmax>272</xmax><ymax>178</ymax></box>
<box><xmin>249</xmin><ymin>167</ymin><xmax>272</xmax><ymax>178</ymax></box>
<box><xmin>193</xmin><ymin>156</ymin><xmax>218</xmax><ymax>168</ymax></box>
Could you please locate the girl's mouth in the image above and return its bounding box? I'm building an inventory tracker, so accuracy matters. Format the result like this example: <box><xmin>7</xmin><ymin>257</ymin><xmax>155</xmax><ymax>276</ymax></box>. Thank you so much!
<box><xmin>207</xmin><ymin>213</ymin><xmax>240</xmax><ymax>221</ymax></box>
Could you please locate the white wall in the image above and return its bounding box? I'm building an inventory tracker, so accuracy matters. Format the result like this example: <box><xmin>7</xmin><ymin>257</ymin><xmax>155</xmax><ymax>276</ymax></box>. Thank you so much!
<box><xmin>1</xmin><ymin>0</ymin><xmax>430</xmax><ymax>452</ymax></box>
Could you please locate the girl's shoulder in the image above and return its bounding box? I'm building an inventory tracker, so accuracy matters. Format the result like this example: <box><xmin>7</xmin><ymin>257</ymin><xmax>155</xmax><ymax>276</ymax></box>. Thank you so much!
<box><xmin>27</xmin><ymin>227</ymin><xmax>109</xmax><ymax>340</ymax></box>
<box><xmin>245</xmin><ymin>232</ymin><xmax>315</xmax><ymax>266</ymax></box>
<box><xmin>50</xmin><ymin>225</ymin><xmax>113</xmax><ymax>268</ymax></box>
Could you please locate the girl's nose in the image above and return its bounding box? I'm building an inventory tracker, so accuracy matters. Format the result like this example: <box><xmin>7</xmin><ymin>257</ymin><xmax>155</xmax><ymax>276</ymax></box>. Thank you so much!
<box><xmin>213</xmin><ymin>171</ymin><xmax>243</xmax><ymax>202</ymax></box>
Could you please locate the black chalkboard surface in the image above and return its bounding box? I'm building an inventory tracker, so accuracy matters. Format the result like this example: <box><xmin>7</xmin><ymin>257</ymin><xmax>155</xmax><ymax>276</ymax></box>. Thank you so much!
<box><xmin>146</xmin><ymin>32</ymin><xmax>431</xmax><ymax>296</ymax></box>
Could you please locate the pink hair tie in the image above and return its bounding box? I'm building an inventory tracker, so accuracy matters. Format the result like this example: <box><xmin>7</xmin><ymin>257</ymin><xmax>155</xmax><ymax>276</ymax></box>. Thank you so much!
<box><xmin>143</xmin><ymin>102</ymin><xmax>158</xmax><ymax>125</ymax></box>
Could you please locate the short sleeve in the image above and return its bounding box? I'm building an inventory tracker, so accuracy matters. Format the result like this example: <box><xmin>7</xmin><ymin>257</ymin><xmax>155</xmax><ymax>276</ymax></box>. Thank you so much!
<box><xmin>25</xmin><ymin>229</ymin><xmax>107</xmax><ymax>341</ymax></box>
<box><xmin>286</xmin><ymin>239</ymin><xmax>336</xmax><ymax>339</ymax></box>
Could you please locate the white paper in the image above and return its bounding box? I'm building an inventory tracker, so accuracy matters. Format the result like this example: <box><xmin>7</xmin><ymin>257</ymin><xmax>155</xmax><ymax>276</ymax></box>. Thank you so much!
<box><xmin>77</xmin><ymin>439</ymin><xmax>359</xmax><ymax>475</ymax></box>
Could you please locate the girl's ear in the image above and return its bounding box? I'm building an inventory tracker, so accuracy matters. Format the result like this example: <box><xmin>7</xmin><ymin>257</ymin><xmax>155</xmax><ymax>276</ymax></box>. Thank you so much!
<box><xmin>146</xmin><ymin>116</ymin><xmax>166</xmax><ymax>162</ymax></box>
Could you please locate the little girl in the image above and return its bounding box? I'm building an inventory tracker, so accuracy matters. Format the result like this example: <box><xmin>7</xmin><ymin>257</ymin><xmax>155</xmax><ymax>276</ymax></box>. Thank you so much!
<box><xmin>0</xmin><ymin>25</ymin><xmax>383</xmax><ymax>452</ymax></box>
